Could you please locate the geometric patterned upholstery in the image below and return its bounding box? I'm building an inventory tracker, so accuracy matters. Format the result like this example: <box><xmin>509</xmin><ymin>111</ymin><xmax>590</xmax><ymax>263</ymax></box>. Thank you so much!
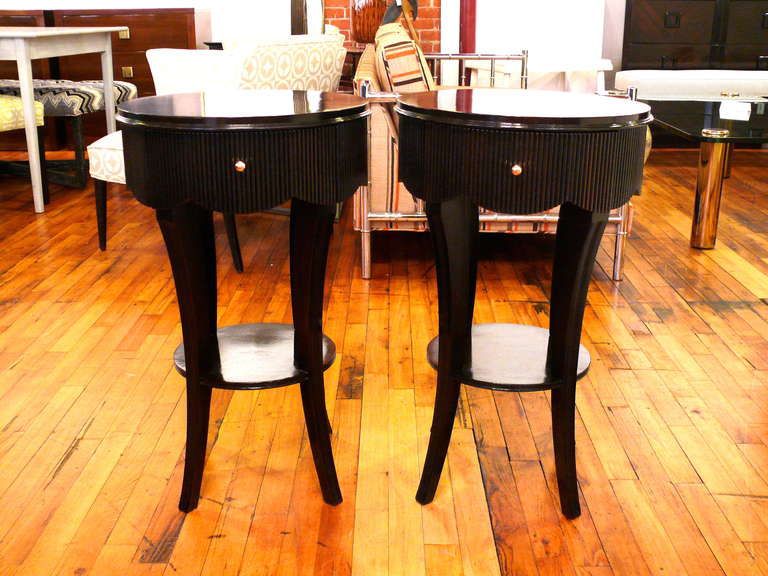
<box><xmin>0</xmin><ymin>95</ymin><xmax>44</xmax><ymax>131</ymax></box>
<box><xmin>87</xmin><ymin>130</ymin><xmax>124</xmax><ymax>184</ymax></box>
<box><xmin>0</xmin><ymin>79</ymin><xmax>137</xmax><ymax>117</ymax></box>
<box><xmin>239</xmin><ymin>33</ymin><xmax>347</xmax><ymax>91</ymax></box>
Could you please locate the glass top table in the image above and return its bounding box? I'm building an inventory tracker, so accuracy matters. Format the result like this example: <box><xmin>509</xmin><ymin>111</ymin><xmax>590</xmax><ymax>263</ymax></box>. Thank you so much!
<box><xmin>643</xmin><ymin>98</ymin><xmax>768</xmax><ymax>248</ymax></box>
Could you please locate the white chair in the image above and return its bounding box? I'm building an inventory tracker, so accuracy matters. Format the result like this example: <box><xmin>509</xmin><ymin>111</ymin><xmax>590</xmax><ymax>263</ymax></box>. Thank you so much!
<box><xmin>88</xmin><ymin>35</ymin><xmax>347</xmax><ymax>263</ymax></box>
<box><xmin>88</xmin><ymin>49</ymin><xmax>245</xmax><ymax>268</ymax></box>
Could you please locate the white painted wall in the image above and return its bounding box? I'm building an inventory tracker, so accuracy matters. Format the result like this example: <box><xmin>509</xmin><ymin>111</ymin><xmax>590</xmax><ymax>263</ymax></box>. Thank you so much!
<box><xmin>441</xmin><ymin>0</ymin><xmax>627</xmax><ymax>90</ymax></box>
<box><xmin>603</xmin><ymin>0</ymin><xmax>627</xmax><ymax>87</ymax></box>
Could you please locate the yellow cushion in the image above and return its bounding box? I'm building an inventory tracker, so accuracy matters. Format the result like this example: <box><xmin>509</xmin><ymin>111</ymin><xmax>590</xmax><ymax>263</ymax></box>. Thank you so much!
<box><xmin>374</xmin><ymin>23</ymin><xmax>435</xmax><ymax>93</ymax></box>
<box><xmin>0</xmin><ymin>95</ymin><xmax>43</xmax><ymax>131</ymax></box>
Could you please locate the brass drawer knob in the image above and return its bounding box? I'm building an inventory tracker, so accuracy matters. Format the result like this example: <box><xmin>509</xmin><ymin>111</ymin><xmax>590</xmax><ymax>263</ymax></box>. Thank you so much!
<box><xmin>121</xmin><ymin>66</ymin><xmax>134</xmax><ymax>79</ymax></box>
<box><xmin>511</xmin><ymin>164</ymin><xmax>523</xmax><ymax>176</ymax></box>
<box><xmin>118</xmin><ymin>28</ymin><xmax>130</xmax><ymax>40</ymax></box>
<box><xmin>234</xmin><ymin>160</ymin><xmax>247</xmax><ymax>172</ymax></box>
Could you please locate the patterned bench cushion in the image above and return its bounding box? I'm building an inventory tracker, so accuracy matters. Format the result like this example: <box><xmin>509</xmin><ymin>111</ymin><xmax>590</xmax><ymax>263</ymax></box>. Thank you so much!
<box><xmin>0</xmin><ymin>95</ymin><xmax>43</xmax><ymax>131</ymax></box>
<box><xmin>87</xmin><ymin>130</ymin><xmax>125</xmax><ymax>184</ymax></box>
<box><xmin>0</xmin><ymin>80</ymin><xmax>137</xmax><ymax>117</ymax></box>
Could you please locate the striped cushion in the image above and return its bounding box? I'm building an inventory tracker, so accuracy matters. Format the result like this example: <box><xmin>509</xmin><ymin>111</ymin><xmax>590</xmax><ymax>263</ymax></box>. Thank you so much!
<box><xmin>0</xmin><ymin>95</ymin><xmax>43</xmax><ymax>131</ymax></box>
<box><xmin>374</xmin><ymin>23</ymin><xmax>435</xmax><ymax>93</ymax></box>
<box><xmin>0</xmin><ymin>80</ymin><xmax>137</xmax><ymax>117</ymax></box>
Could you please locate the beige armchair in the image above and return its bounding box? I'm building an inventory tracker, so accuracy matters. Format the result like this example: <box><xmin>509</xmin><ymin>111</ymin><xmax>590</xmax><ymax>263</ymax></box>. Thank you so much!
<box><xmin>352</xmin><ymin>26</ymin><xmax>634</xmax><ymax>281</ymax></box>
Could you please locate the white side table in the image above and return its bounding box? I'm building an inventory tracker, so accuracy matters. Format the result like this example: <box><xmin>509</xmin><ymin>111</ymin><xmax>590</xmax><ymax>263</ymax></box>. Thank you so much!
<box><xmin>0</xmin><ymin>26</ymin><xmax>126</xmax><ymax>213</ymax></box>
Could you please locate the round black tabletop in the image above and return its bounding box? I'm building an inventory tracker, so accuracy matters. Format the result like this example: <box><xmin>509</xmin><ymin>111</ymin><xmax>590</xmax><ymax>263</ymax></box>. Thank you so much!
<box><xmin>119</xmin><ymin>90</ymin><xmax>369</xmax><ymax>213</ymax></box>
<box><xmin>117</xmin><ymin>90</ymin><xmax>369</xmax><ymax>131</ymax></box>
<box><xmin>396</xmin><ymin>89</ymin><xmax>652</xmax><ymax>130</ymax></box>
<box><xmin>396</xmin><ymin>89</ymin><xmax>653</xmax><ymax>214</ymax></box>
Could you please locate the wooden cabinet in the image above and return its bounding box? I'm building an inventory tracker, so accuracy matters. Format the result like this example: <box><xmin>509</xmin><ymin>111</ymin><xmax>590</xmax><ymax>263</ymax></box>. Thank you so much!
<box><xmin>723</xmin><ymin>1</ymin><xmax>768</xmax><ymax>69</ymax></box>
<box><xmin>622</xmin><ymin>0</ymin><xmax>768</xmax><ymax>70</ymax></box>
<box><xmin>53</xmin><ymin>8</ymin><xmax>196</xmax><ymax>97</ymax></box>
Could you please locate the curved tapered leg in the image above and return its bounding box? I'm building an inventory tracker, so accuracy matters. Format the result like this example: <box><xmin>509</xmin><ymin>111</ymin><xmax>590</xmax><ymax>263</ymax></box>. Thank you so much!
<box><xmin>416</xmin><ymin>197</ymin><xmax>479</xmax><ymax>504</ymax></box>
<box><xmin>290</xmin><ymin>197</ymin><xmax>342</xmax><ymax>505</ymax></box>
<box><xmin>157</xmin><ymin>204</ymin><xmax>219</xmax><ymax>513</ymax></box>
<box><xmin>547</xmin><ymin>202</ymin><xmax>608</xmax><ymax>518</ymax></box>
<box><xmin>95</xmin><ymin>179</ymin><xmax>107</xmax><ymax>250</ymax></box>
<box><xmin>222</xmin><ymin>212</ymin><xmax>243</xmax><ymax>273</ymax></box>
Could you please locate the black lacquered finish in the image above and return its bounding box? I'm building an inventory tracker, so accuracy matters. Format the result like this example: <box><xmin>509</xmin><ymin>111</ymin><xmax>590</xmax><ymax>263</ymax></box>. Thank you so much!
<box><xmin>119</xmin><ymin>90</ymin><xmax>369</xmax><ymax>512</ymax></box>
<box><xmin>397</xmin><ymin>89</ymin><xmax>651</xmax><ymax>518</ymax></box>
<box><xmin>119</xmin><ymin>91</ymin><xmax>368</xmax><ymax>213</ymax></box>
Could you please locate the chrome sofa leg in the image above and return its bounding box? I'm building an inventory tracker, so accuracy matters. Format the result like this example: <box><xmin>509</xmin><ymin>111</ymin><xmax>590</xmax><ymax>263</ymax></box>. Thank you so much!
<box><xmin>361</xmin><ymin>230</ymin><xmax>372</xmax><ymax>279</ymax></box>
<box><xmin>612</xmin><ymin>230</ymin><xmax>626</xmax><ymax>281</ymax></box>
<box><xmin>612</xmin><ymin>204</ymin><xmax>630</xmax><ymax>281</ymax></box>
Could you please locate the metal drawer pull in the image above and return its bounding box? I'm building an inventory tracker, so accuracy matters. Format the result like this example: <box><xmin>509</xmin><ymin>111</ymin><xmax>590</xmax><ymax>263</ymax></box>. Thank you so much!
<box><xmin>511</xmin><ymin>164</ymin><xmax>523</xmax><ymax>176</ymax></box>
<box><xmin>121</xmin><ymin>66</ymin><xmax>134</xmax><ymax>79</ymax></box>
<box><xmin>118</xmin><ymin>28</ymin><xmax>130</xmax><ymax>40</ymax></box>
<box><xmin>663</xmin><ymin>11</ymin><xmax>681</xmax><ymax>28</ymax></box>
<box><xmin>234</xmin><ymin>160</ymin><xmax>247</xmax><ymax>172</ymax></box>
<box><xmin>661</xmin><ymin>55</ymin><xmax>678</xmax><ymax>69</ymax></box>
<box><xmin>762</xmin><ymin>13</ymin><xmax>768</xmax><ymax>30</ymax></box>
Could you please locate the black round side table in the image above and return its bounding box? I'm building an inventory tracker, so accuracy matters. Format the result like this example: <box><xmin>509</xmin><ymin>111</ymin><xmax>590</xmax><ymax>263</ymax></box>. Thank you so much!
<box><xmin>118</xmin><ymin>90</ymin><xmax>369</xmax><ymax>512</ymax></box>
<box><xmin>396</xmin><ymin>89</ymin><xmax>651</xmax><ymax>518</ymax></box>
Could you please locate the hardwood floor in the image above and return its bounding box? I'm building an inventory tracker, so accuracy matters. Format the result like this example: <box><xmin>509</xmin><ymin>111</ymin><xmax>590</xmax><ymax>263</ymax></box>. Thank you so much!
<box><xmin>0</xmin><ymin>149</ymin><xmax>767</xmax><ymax>575</ymax></box>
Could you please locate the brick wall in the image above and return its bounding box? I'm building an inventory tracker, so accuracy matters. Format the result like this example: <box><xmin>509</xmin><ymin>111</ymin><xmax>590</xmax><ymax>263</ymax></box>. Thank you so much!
<box><xmin>325</xmin><ymin>0</ymin><xmax>442</xmax><ymax>54</ymax></box>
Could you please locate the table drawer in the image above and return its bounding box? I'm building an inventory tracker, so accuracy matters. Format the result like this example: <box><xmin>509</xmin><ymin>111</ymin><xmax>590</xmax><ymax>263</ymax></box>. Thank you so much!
<box><xmin>623</xmin><ymin>43</ymin><xmax>711</xmax><ymax>69</ymax></box>
<box><xmin>727</xmin><ymin>1</ymin><xmax>768</xmax><ymax>44</ymax></box>
<box><xmin>53</xmin><ymin>10</ymin><xmax>195</xmax><ymax>52</ymax></box>
<box><xmin>628</xmin><ymin>0</ymin><xmax>715</xmax><ymax>44</ymax></box>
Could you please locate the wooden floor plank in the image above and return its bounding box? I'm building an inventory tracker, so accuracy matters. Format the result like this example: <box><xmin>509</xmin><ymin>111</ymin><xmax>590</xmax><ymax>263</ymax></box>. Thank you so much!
<box><xmin>0</xmin><ymin>150</ymin><xmax>767</xmax><ymax>575</ymax></box>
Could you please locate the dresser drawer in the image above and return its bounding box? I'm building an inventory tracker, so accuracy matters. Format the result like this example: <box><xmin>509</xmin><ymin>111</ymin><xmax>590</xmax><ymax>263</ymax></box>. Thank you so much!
<box><xmin>722</xmin><ymin>45</ymin><xmax>768</xmax><ymax>69</ymax></box>
<box><xmin>727</xmin><ymin>1</ymin><xmax>768</xmax><ymax>44</ymax></box>
<box><xmin>628</xmin><ymin>1</ymin><xmax>715</xmax><ymax>44</ymax></box>
<box><xmin>53</xmin><ymin>9</ymin><xmax>195</xmax><ymax>52</ymax></box>
<box><xmin>57</xmin><ymin>52</ymin><xmax>155</xmax><ymax>96</ymax></box>
<box><xmin>623</xmin><ymin>43</ymin><xmax>711</xmax><ymax>69</ymax></box>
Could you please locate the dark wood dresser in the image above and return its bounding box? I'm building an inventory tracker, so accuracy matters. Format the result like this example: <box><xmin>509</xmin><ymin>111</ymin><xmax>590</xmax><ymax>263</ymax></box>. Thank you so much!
<box><xmin>622</xmin><ymin>0</ymin><xmax>768</xmax><ymax>70</ymax></box>
<box><xmin>53</xmin><ymin>8</ymin><xmax>196</xmax><ymax>97</ymax></box>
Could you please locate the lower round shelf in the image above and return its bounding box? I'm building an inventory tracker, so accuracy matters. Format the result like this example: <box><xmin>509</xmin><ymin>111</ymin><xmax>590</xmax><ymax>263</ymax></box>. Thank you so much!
<box><xmin>174</xmin><ymin>323</ymin><xmax>336</xmax><ymax>389</ymax></box>
<box><xmin>427</xmin><ymin>323</ymin><xmax>590</xmax><ymax>391</ymax></box>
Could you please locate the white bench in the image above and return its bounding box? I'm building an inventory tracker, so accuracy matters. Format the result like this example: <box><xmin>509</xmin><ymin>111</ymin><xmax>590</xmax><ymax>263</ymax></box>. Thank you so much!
<box><xmin>615</xmin><ymin>70</ymin><xmax>768</xmax><ymax>100</ymax></box>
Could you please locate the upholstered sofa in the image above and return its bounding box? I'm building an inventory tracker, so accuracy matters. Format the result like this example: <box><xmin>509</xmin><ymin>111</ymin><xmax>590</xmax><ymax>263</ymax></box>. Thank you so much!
<box><xmin>353</xmin><ymin>25</ymin><xmax>636</xmax><ymax>281</ymax></box>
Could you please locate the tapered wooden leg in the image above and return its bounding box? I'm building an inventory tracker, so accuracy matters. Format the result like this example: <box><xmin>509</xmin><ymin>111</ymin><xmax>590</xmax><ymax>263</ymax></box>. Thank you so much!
<box><xmin>37</xmin><ymin>126</ymin><xmax>49</xmax><ymax>205</ymax></box>
<box><xmin>547</xmin><ymin>202</ymin><xmax>608</xmax><ymax>519</ymax></box>
<box><xmin>290</xmin><ymin>197</ymin><xmax>342</xmax><ymax>505</ymax></box>
<box><xmin>417</xmin><ymin>197</ymin><xmax>479</xmax><ymax>504</ymax></box>
<box><xmin>222</xmin><ymin>212</ymin><xmax>243</xmax><ymax>273</ymax></box>
<box><xmin>95</xmin><ymin>179</ymin><xmax>107</xmax><ymax>250</ymax></box>
<box><xmin>71</xmin><ymin>116</ymin><xmax>88</xmax><ymax>189</ymax></box>
<box><xmin>156</xmin><ymin>204</ymin><xmax>219</xmax><ymax>513</ymax></box>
